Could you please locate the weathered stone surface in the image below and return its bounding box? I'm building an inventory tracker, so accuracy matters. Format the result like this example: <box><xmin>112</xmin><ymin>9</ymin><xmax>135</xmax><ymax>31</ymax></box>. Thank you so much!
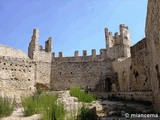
<box><xmin>112</xmin><ymin>57</ymin><xmax>131</xmax><ymax>92</ymax></box>
<box><xmin>145</xmin><ymin>0</ymin><xmax>160</xmax><ymax>112</ymax></box>
<box><xmin>0</xmin><ymin>45</ymin><xmax>29</xmax><ymax>59</ymax></box>
<box><xmin>2</xmin><ymin>108</ymin><xmax>41</xmax><ymax>120</ymax></box>
<box><xmin>51</xmin><ymin>60</ymin><xmax>114</xmax><ymax>91</ymax></box>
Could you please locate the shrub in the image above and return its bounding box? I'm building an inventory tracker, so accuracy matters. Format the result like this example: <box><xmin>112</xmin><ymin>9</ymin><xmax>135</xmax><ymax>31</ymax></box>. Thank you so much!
<box><xmin>0</xmin><ymin>97</ymin><xmax>13</xmax><ymax>117</ymax></box>
<box><xmin>70</xmin><ymin>86</ymin><xmax>96</xmax><ymax>103</ymax></box>
<box><xmin>22</xmin><ymin>93</ymin><xmax>66</xmax><ymax>120</ymax></box>
<box><xmin>76</xmin><ymin>105</ymin><xmax>98</xmax><ymax>120</ymax></box>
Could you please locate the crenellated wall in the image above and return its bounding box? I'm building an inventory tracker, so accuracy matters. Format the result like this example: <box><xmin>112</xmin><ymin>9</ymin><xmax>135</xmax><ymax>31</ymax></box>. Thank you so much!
<box><xmin>105</xmin><ymin>24</ymin><xmax>131</xmax><ymax>59</ymax></box>
<box><xmin>50</xmin><ymin>60</ymin><xmax>114</xmax><ymax>91</ymax></box>
<box><xmin>105</xmin><ymin>24</ymin><xmax>131</xmax><ymax>48</ymax></box>
<box><xmin>1</xmin><ymin>0</ymin><xmax>158</xmax><ymax>112</ymax></box>
<box><xmin>52</xmin><ymin>49</ymin><xmax>107</xmax><ymax>62</ymax></box>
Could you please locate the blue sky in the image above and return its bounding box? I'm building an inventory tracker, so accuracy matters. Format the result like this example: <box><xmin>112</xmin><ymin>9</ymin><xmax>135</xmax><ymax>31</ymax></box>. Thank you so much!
<box><xmin>0</xmin><ymin>0</ymin><xmax>147</xmax><ymax>56</ymax></box>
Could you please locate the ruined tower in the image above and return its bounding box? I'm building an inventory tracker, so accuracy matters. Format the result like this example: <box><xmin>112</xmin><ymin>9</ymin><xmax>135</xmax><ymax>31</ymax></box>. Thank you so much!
<box><xmin>28</xmin><ymin>29</ymin><xmax>39</xmax><ymax>59</ymax></box>
<box><xmin>145</xmin><ymin>0</ymin><xmax>160</xmax><ymax>113</ymax></box>
<box><xmin>28</xmin><ymin>29</ymin><xmax>52</xmax><ymax>62</ymax></box>
<box><xmin>45</xmin><ymin>37</ymin><xmax>52</xmax><ymax>52</ymax></box>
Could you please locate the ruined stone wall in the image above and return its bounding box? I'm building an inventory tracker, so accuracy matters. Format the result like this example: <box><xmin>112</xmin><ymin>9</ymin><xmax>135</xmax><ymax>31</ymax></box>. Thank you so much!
<box><xmin>145</xmin><ymin>0</ymin><xmax>160</xmax><ymax>112</ymax></box>
<box><xmin>112</xmin><ymin>57</ymin><xmax>131</xmax><ymax>92</ymax></box>
<box><xmin>0</xmin><ymin>56</ymin><xmax>35</xmax><ymax>101</ymax></box>
<box><xmin>50</xmin><ymin>59</ymin><xmax>114</xmax><ymax>91</ymax></box>
<box><xmin>0</xmin><ymin>44</ymin><xmax>29</xmax><ymax>59</ymax></box>
<box><xmin>109</xmin><ymin>92</ymin><xmax>152</xmax><ymax>102</ymax></box>
<box><xmin>129</xmin><ymin>38</ymin><xmax>151</xmax><ymax>92</ymax></box>
<box><xmin>107</xmin><ymin>45</ymin><xmax>130</xmax><ymax>60</ymax></box>
<box><xmin>33</xmin><ymin>51</ymin><xmax>52</xmax><ymax>62</ymax></box>
<box><xmin>35</xmin><ymin>61</ymin><xmax>51</xmax><ymax>88</ymax></box>
<box><xmin>112</xmin><ymin>38</ymin><xmax>151</xmax><ymax>92</ymax></box>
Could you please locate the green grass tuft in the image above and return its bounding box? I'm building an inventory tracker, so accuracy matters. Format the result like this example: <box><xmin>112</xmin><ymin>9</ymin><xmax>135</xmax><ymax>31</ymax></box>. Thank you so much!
<box><xmin>70</xmin><ymin>86</ymin><xmax>96</xmax><ymax>103</ymax></box>
<box><xmin>0</xmin><ymin>97</ymin><xmax>13</xmax><ymax>118</ymax></box>
<box><xmin>22</xmin><ymin>93</ymin><xmax>66</xmax><ymax>120</ymax></box>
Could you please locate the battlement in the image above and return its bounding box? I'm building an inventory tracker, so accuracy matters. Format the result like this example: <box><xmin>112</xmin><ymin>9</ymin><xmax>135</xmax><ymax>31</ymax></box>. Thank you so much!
<box><xmin>105</xmin><ymin>24</ymin><xmax>131</xmax><ymax>49</ymax></box>
<box><xmin>52</xmin><ymin>49</ymin><xmax>108</xmax><ymax>62</ymax></box>
<box><xmin>28</xmin><ymin>27</ymin><xmax>131</xmax><ymax>62</ymax></box>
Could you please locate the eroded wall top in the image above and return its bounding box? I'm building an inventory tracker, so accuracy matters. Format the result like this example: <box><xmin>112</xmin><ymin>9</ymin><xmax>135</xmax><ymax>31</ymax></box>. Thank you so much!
<box><xmin>0</xmin><ymin>44</ymin><xmax>29</xmax><ymax>59</ymax></box>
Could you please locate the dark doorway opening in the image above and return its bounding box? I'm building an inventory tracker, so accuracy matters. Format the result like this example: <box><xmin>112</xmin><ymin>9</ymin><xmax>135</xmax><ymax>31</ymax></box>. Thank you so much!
<box><xmin>104</xmin><ymin>77</ymin><xmax>112</xmax><ymax>92</ymax></box>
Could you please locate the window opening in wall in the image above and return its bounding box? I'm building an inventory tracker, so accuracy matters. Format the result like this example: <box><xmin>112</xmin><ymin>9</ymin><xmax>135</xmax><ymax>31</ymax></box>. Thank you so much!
<box><xmin>10</xmin><ymin>64</ymin><xmax>12</xmax><ymax>66</ymax></box>
<box><xmin>155</xmin><ymin>64</ymin><xmax>160</xmax><ymax>88</ymax></box>
<box><xmin>71</xmin><ymin>72</ymin><xmax>73</xmax><ymax>74</ymax></box>
<box><xmin>28</xmin><ymin>79</ymin><xmax>30</xmax><ymax>81</ymax></box>
<box><xmin>4</xmin><ymin>63</ymin><xmax>6</xmax><ymax>65</ymax></box>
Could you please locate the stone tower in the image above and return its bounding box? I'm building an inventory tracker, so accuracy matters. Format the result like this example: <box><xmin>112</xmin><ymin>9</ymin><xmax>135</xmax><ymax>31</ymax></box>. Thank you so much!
<box><xmin>28</xmin><ymin>29</ymin><xmax>39</xmax><ymax>59</ymax></box>
<box><xmin>45</xmin><ymin>37</ymin><xmax>52</xmax><ymax>52</ymax></box>
<box><xmin>105</xmin><ymin>24</ymin><xmax>131</xmax><ymax>59</ymax></box>
<box><xmin>145</xmin><ymin>0</ymin><xmax>160</xmax><ymax>113</ymax></box>
<box><xmin>28</xmin><ymin>29</ymin><xmax>52</xmax><ymax>61</ymax></box>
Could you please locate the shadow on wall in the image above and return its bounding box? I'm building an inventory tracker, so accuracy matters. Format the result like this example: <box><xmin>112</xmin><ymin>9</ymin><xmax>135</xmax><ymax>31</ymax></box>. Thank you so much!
<box><xmin>92</xmin><ymin>75</ymin><xmax>113</xmax><ymax>93</ymax></box>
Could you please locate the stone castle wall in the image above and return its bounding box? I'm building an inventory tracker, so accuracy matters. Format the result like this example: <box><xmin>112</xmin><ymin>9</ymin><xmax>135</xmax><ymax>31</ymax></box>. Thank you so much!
<box><xmin>50</xmin><ymin>59</ymin><xmax>114</xmax><ymax>91</ymax></box>
<box><xmin>130</xmin><ymin>38</ymin><xmax>151</xmax><ymax>92</ymax></box>
<box><xmin>0</xmin><ymin>56</ymin><xmax>35</xmax><ymax>101</ymax></box>
<box><xmin>145</xmin><ymin>0</ymin><xmax>160</xmax><ymax>112</ymax></box>
<box><xmin>1</xmin><ymin>0</ymin><xmax>160</xmax><ymax>113</ymax></box>
<box><xmin>52</xmin><ymin>49</ymin><xmax>107</xmax><ymax>62</ymax></box>
<box><xmin>112</xmin><ymin>57</ymin><xmax>131</xmax><ymax>92</ymax></box>
<box><xmin>0</xmin><ymin>44</ymin><xmax>29</xmax><ymax>59</ymax></box>
<box><xmin>35</xmin><ymin>61</ymin><xmax>51</xmax><ymax>88</ymax></box>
